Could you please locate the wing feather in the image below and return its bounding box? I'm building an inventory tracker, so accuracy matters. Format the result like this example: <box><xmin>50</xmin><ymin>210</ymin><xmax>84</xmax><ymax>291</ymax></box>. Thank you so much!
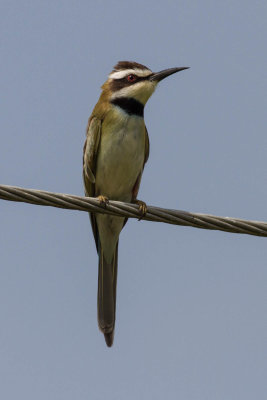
<box><xmin>144</xmin><ymin>125</ymin><xmax>150</xmax><ymax>165</ymax></box>
<box><xmin>83</xmin><ymin>117</ymin><xmax>102</xmax><ymax>250</ymax></box>
<box><xmin>83</xmin><ymin>117</ymin><xmax>101</xmax><ymax>195</ymax></box>
<box><xmin>131</xmin><ymin>125</ymin><xmax>150</xmax><ymax>201</ymax></box>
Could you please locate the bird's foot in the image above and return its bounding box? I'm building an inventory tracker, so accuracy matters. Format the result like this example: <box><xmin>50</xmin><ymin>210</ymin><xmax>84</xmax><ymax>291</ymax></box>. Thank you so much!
<box><xmin>97</xmin><ymin>195</ymin><xmax>109</xmax><ymax>207</ymax></box>
<box><xmin>134</xmin><ymin>199</ymin><xmax>147</xmax><ymax>220</ymax></box>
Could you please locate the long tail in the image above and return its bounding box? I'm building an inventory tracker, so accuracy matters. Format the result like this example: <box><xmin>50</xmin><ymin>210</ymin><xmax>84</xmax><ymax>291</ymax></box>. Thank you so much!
<box><xmin>97</xmin><ymin>242</ymin><xmax>118</xmax><ymax>347</ymax></box>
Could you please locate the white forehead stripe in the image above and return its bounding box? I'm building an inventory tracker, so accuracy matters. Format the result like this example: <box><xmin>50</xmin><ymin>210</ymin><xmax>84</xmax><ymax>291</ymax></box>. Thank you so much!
<box><xmin>109</xmin><ymin>68</ymin><xmax>152</xmax><ymax>80</ymax></box>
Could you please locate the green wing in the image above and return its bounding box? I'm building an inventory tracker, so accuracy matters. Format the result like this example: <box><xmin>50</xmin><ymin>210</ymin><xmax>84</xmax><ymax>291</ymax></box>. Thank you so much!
<box><xmin>83</xmin><ymin>117</ymin><xmax>102</xmax><ymax>250</ymax></box>
<box><xmin>83</xmin><ymin>117</ymin><xmax>101</xmax><ymax>195</ymax></box>
<box><xmin>144</xmin><ymin>125</ymin><xmax>150</xmax><ymax>165</ymax></box>
<box><xmin>131</xmin><ymin>125</ymin><xmax>150</xmax><ymax>201</ymax></box>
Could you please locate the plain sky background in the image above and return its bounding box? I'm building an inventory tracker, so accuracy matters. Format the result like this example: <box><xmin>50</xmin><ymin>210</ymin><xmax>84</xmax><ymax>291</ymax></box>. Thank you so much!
<box><xmin>0</xmin><ymin>1</ymin><xmax>266</xmax><ymax>399</ymax></box>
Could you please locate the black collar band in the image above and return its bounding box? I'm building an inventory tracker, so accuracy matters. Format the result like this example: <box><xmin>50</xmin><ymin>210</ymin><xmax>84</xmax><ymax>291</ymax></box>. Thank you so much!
<box><xmin>111</xmin><ymin>97</ymin><xmax>144</xmax><ymax>117</ymax></box>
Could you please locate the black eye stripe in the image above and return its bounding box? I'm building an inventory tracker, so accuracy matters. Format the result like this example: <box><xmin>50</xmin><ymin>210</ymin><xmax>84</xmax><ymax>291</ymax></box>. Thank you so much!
<box><xmin>124</xmin><ymin>75</ymin><xmax>148</xmax><ymax>83</ymax></box>
<box><xmin>110</xmin><ymin>74</ymin><xmax>151</xmax><ymax>91</ymax></box>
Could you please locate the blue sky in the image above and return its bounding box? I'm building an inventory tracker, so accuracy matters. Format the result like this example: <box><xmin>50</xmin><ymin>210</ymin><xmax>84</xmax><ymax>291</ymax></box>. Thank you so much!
<box><xmin>0</xmin><ymin>1</ymin><xmax>266</xmax><ymax>399</ymax></box>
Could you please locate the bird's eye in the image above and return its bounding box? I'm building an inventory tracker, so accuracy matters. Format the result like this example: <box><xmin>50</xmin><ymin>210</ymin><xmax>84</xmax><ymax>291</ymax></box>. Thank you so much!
<box><xmin>127</xmin><ymin>74</ymin><xmax>136</xmax><ymax>82</ymax></box>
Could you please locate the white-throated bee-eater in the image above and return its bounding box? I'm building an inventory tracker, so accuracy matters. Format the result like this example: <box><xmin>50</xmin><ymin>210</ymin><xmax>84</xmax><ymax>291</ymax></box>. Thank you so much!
<box><xmin>83</xmin><ymin>61</ymin><xmax>188</xmax><ymax>346</ymax></box>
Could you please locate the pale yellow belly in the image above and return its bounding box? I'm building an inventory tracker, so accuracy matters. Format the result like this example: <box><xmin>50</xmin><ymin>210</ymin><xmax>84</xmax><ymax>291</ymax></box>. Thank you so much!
<box><xmin>94</xmin><ymin>114</ymin><xmax>146</xmax><ymax>261</ymax></box>
<box><xmin>95</xmin><ymin>116</ymin><xmax>145</xmax><ymax>201</ymax></box>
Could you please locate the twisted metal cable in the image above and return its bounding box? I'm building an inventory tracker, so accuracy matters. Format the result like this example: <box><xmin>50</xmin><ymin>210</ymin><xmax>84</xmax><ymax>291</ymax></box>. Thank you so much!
<box><xmin>0</xmin><ymin>184</ymin><xmax>266</xmax><ymax>237</ymax></box>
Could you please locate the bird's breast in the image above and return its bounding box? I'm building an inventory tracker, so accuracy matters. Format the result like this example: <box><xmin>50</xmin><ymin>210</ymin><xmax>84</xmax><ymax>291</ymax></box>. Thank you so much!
<box><xmin>95</xmin><ymin>110</ymin><xmax>146</xmax><ymax>201</ymax></box>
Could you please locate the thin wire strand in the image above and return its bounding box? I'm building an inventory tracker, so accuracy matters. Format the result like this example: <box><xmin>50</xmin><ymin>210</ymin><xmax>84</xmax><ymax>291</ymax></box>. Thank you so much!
<box><xmin>0</xmin><ymin>184</ymin><xmax>266</xmax><ymax>237</ymax></box>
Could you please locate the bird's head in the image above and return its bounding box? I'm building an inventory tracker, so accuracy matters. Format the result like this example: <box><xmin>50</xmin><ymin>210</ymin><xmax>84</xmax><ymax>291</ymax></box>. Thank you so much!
<box><xmin>102</xmin><ymin>61</ymin><xmax>189</xmax><ymax>107</ymax></box>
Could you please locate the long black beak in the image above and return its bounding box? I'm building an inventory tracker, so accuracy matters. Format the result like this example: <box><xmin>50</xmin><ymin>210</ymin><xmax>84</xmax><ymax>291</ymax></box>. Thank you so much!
<box><xmin>150</xmin><ymin>67</ymin><xmax>189</xmax><ymax>82</ymax></box>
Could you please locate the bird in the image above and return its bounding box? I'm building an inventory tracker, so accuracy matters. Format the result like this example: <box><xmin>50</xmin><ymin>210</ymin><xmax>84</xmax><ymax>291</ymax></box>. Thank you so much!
<box><xmin>83</xmin><ymin>61</ymin><xmax>188</xmax><ymax>347</ymax></box>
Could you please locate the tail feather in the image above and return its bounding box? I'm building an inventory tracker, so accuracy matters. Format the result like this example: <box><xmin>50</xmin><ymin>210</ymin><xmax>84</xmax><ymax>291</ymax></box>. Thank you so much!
<box><xmin>97</xmin><ymin>242</ymin><xmax>118</xmax><ymax>347</ymax></box>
